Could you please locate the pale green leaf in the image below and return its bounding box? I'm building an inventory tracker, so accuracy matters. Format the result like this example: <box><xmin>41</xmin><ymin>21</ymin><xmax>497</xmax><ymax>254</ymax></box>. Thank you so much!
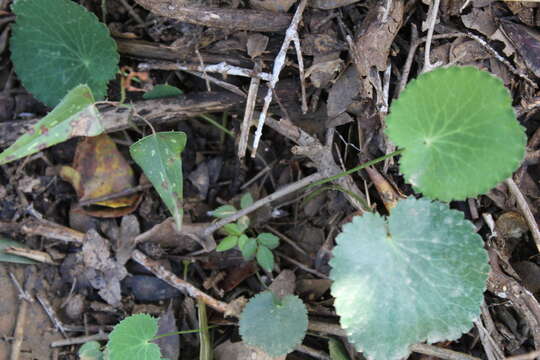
<box><xmin>256</xmin><ymin>233</ymin><xmax>279</xmax><ymax>249</ymax></box>
<box><xmin>212</xmin><ymin>205</ymin><xmax>237</xmax><ymax>218</ymax></box>
<box><xmin>256</xmin><ymin>245</ymin><xmax>274</xmax><ymax>272</ymax></box>
<box><xmin>130</xmin><ymin>132</ymin><xmax>187</xmax><ymax>231</ymax></box>
<box><xmin>107</xmin><ymin>314</ymin><xmax>162</xmax><ymax>360</ymax></box>
<box><xmin>216</xmin><ymin>235</ymin><xmax>238</xmax><ymax>252</ymax></box>
<box><xmin>330</xmin><ymin>198</ymin><xmax>489</xmax><ymax>360</ymax></box>
<box><xmin>223</xmin><ymin>223</ymin><xmax>243</xmax><ymax>236</ymax></box>
<box><xmin>240</xmin><ymin>193</ymin><xmax>254</xmax><ymax>209</ymax></box>
<box><xmin>385</xmin><ymin>66</ymin><xmax>525</xmax><ymax>201</ymax></box>
<box><xmin>143</xmin><ymin>85</ymin><xmax>183</xmax><ymax>100</ymax></box>
<box><xmin>0</xmin><ymin>237</ymin><xmax>37</xmax><ymax>264</ymax></box>
<box><xmin>239</xmin><ymin>292</ymin><xmax>308</xmax><ymax>357</ymax></box>
<box><xmin>237</xmin><ymin>216</ymin><xmax>250</xmax><ymax>233</ymax></box>
<box><xmin>241</xmin><ymin>237</ymin><xmax>257</xmax><ymax>260</ymax></box>
<box><xmin>238</xmin><ymin>234</ymin><xmax>249</xmax><ymax>251</ymax></box>
<box><xmin>0</xmin><ymin>85</ymin><xmax>103</xmax><ymax>165</ymax></box>
<box><xmin>79</xmin><ymin>341</ymin><xmax>103</xmax><ymax>360</ymax></box>
<box><xmin>10</xmin><ymin>0</ymin><xmax>119</xmax><ymax>106</ymax></box>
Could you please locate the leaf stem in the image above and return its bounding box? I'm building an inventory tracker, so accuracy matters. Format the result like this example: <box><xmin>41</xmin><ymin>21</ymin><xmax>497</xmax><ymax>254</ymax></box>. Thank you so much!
<box><xmin>199</xmin><ymin>114</ymin><xmax>234</xmax><ymax>138</ymax></box>
<box><xmin>309</xmin><ymin>149</ymin><xmax>405</xmax><ymax>188</ymax></box>
<box><xmin>151</xmin><ymin>325</ymin><xmax>218</xmax><ymax>341</ymax></box>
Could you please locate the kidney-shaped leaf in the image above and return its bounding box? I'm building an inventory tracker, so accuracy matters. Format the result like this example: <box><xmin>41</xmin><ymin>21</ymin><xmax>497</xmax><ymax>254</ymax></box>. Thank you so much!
<box><xmin>10</xmin><ymin>0</ymin><xmax>119</xmax><ymax>106</ymax></box>
<box><xmin>130</xmin><ymin>132</ymin><xmax>187</xmax><ymax>231</ymax></box>
<box><xmin>107</xmin><ymin>314</ymin><xmax>161</xmax><ymax>360</ymax></box>
<box><xmin>330</xmin><ymin>198</ymin><xmax>489</xmax><ymax>360</ymax></box>
<box><xmin>0</xmin><ymin>85</ymin><xmax>103</xmax><ymax>165</ymax></box>
<box><xmin>385</xmin><ymin>66</ymin><xmax>525</xmax><ymax>201</ymax></box>
<box><xmin>239</xmin><ymin>291</ymin><xmax>308</xmax><ymax>357</ymax></box>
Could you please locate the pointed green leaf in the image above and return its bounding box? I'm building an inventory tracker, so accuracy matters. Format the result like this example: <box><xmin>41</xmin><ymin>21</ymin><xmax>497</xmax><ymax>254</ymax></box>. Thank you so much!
<box><xmin>0</xmin><ymin>85</ymin><xmax>103</xmax><ymax>165</ymax></box>
<box><xmin>10</xmin><ymin>0</ymin><xmax>119</xmax><ymax>107</ymax></box>
<box><xmin>130</xmin><ymin>132</ymin><xmax>187</xmax><ymax>231</ymax></box>
<box><xmin>211</xmin><ymin>205</ymin><xmax>237</xmax><ymax>218</ymax></box>
<box><xmin>237</xmin><ymin>216</ymin><xmax>250</xmax><ymax>233</ymax></box>
<box><xmin>256</xmin><ymin>233</ymin><xmax>279</xmax><ymax>249</ymax></box>
<box><xmin>241</xmin><ymin>237</ymin><xmax>257</xmax><ymax>260</ymax></box>
<box><xmin>0</xmin><ymin>237</ymin><xmax>37</xmax><ymax>264</ymax></box>
<box><xmin>79</xmin><ymin>341</ymin><xmax>103</xmax><ymax>360</ymax></box>
<box><xmin>240</xmin><ymin>193</ymin><xmax>254</xmax><ymax>209</ymax></box>
<box><xmin>238</xmin><ymin>234</ymin><xmax>249</xmax><ymax>251</ymax></box>
<box><xmin>239</xmin><ymin>292</ymin><xmax>308</xmax><ymax>357</ymax></box>
<box><xmin>330</xmin><ymin>198</ymin><xmax>489</xmax><ymax>360</ymax></box>
<box><xmin>386</xmin><ymin>66</ymin><xmax>525</xmax><ymax>201</ymax></box>
<box><xmin>223</xmin><ymin>223</ymin><xmax>243</xmax><ymax>236</ymax></box>
<box><xmin>216</xmin><ymin>235</ymin><xmax>238</xmax><ymax>252</ymax></box>
<box><xmin>256</xmin><ymin>245</ymin><xmax>274</xmax><ymax>272</ymax></box>
<box><xmin>143</xmin><ymin>85</ymin><xmax>183</xmax><ymax>100</ymax></box>
<box><xmin>107</xmin><ymin>314</ymin><xmax>161</xmax><ymax>360</ymax></box>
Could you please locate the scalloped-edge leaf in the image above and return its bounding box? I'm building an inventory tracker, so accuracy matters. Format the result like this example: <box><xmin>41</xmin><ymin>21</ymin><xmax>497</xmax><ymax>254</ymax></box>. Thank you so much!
<box><xmin>107</xmin><ymin>314</ymin><xmax>162</xmax><ymax>360</ymax></box>
<box><xmin>239</xmin><ymin>292</ymin><xmax>308</xmax><ymax>357</ymax></box>
<box><xmin>330</xmin><ymin>198</ymin><xmax>489</xmax><ymax>360</ymax></box>
<box><xmin>0</xmin><ymin>85</ymin><xmax>103</xmax><ymax>165</ymax></box>
<box><xmin>385</xmin><ymin>66</ymin><xmax>526</xmax><ymax>201</ymax></box>
<box><xmin>130</xmin><ymin>132</ymin><xmax>187</xmax><ymax>231</ymax></box>
<box><xmin>143</xmin><ymin>84</ymin><xmax>183</xmax><ymax>100</ymax></box>
<box><xmin>10</xmin><ymin>0</ymin><xmax>119</xmax><ymax>107</ymax></box>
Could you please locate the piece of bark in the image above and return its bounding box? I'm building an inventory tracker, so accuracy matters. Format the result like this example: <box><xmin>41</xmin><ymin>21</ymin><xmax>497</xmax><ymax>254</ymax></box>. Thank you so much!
<box><xmin>133</xmin><ymin>0</ymin><xmax>291</xmax><ymax>32</ymax></box>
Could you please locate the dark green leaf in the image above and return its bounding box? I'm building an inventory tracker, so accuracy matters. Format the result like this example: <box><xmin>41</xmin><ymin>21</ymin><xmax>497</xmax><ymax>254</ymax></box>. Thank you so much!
<box><xmin>130</xmin><ymin>132</ymin><xmax>187</xmax><ymax>231</ymax></box>
<box><xmin>256</xmin><ymin>233</ymin><xmax>279</xmax><ymax>249</ymax></box>
<box><xmin>239</xmin><ymin>292</ymin><xmax>308</xmax><ymax>357</ymax></box>
<box><xmin>329</xmin><ymin>338</ymin><xmax>349</xmax><ymax>360</ymax></box>
<box><xmin>10</xmin><ymin>0</ymin><xmax>119</xmax><ymax>106</ymax></box>
<box><xmin>256</xmin><ymin>246</ymin><xmax>274</xmax><ymax>272</ymax></box>
<box><xmin>216</xmin><ymin>236</ymin><xmax>238</xmax><ymax>252</ymax></box>
<box><xmin>143</xmin><ymin>85</ymin><xmax>183</xmax><ymax>100</ymax></box>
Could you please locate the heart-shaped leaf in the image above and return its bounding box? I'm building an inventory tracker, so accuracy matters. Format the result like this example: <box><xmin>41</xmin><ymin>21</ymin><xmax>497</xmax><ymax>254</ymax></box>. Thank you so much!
<box><xmin>239</xmin><ymin>291</ymin><xmax>308</xmax><ymax>357</ymax></box>
<box><xmin>130</xmin><ymin>132</ymin><xmax>187</xmax><ymax>231</ymax></box>
<box><xmin>330</xmin><ymin>198</ymin><xmax>489</xmax><ymax>360</ymax></box>
<box><xmin>107</xmin><ymin>314</ymin><xmax>162</xmax><ymax>360</ymax></box>
<box><xmin>10</xmin><ymin>0</ymin><xmax>119</xmax><ymax>106</ymax></box>
<box><xmin>385</xmin><ymin>66</ymin><xmax>525</xmax><ymax>201</ymax></box>
<box><xmin>0</xmin><ymin>85</ymin><xmax>103</xmax><ymax>165</ymax></box>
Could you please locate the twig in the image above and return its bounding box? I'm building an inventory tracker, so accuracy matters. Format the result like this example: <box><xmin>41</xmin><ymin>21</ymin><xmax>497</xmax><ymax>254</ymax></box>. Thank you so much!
<box><xmin>410</xmin><ymin>343</ymin><xmax>481</xmax><ymax>360</ymax></box>
<box><xmin>79</xmin><ymin>184</ymin><xmax>152</xmax><ymax>206</ymax></box>
<box><xmin>36</xmin><ymin>293</ymin><xmax>67</xmax><ymax>338</ymax></box>
<box><xmin>139</xmin><ymin>61</ymin><xmax>272</xmax><ymax>81</ymax></box>
<box><xmin>51</xmin><ymin>333</ymin><xmax>109</xmax><ymax>347</ymax></box>
<box><xmin>251</xmin><ymin>0</ymin><xmax>309</xmax><ymax>157</ymax></box>
<box><xmin>506</xmin><ymin>350</ymin><xmax>540</xmax><ymax>360</ymax></box>
<box><xmin>276</xmin><ymin>251</ymin><xmax>329</xmax><ymax>279</ymax></box>
<box><xmin>505</xmin><ymin>178</ymin><xmax>540</xmax><ymax>253</ymax></box>
<box><xmin>422</xmin><ymin>0</ymin><xmax>442</xmax><ymax>73</ymax></box>
<box><xmin>131</xmin><ymin>250</ymin><xmax>240</xmax><ymax>316</ymax></box>
<box><xmin>20</xmin><ymin>218</ymin><xmax>84</xmax><ymax>244</ymax></box>
<box><xmin>9</xmin><ymin>271</ymin><xmax>34</xmax><ymax>360</ymax></box>
<box><xmin>203</xmin><ymin>172</ymin><xmax>324</xmax><ymax>238</ymax></box>
<box><xmin>183</xmin><ymin>70</ymin><xmax>246</xmax><ymax>98</ymax></box>
<box><xmin>238</xmin><ymin>62</ymin><xmax>261</xmax><ymax>159</ymax></box>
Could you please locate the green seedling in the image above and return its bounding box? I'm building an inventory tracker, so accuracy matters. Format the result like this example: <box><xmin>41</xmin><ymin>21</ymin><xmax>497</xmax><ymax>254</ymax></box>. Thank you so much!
<box><xmin>212</xmin><ymin>193</ymin><xmax>280</xmax><ymax>272</ymax></box>
<box><xmin>143</xmin><ymin>85</ymin><xmax>183</xmax><ymax>100</ymax></box>
<box><xmin>10</xmin><ymin>0</ymin><xmax>119</xmax><ymax>107</ymax></box>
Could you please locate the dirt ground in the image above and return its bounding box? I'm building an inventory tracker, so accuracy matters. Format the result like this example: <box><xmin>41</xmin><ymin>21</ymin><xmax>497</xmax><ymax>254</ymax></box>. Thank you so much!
<box><xmin>2</xmin><ymin>0</ymin><xmax>540</xmax><ymax>359</ymax></box>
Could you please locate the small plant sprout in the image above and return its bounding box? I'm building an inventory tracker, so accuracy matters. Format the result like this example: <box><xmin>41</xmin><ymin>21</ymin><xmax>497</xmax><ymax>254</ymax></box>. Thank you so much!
<box><xmin>212</xmin><ymin>193</ymin><xmax>280</xmax><ymax>272</ymax></box>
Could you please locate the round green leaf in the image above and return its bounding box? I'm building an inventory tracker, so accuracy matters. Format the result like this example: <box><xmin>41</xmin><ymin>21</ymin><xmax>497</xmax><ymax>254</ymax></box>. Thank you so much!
<box><xmin>79</xmin><ymin>341</ymin><xmax>103</xmax><ymax>360</ymax></box>
<box><xmin>256</xmin><ymin>245</ymin><xmax>274</xmax><ymax>272</ymax></box>
<box><xmin>330</xmin><ymin>198</ymin><xmax>489</xmax><ymax>360</ymax></box>
<box><xmin>216</xmin><ymin>235</ymin><xmax>238</xmax><ymax>252</ymax></box>
<box><xmin>107</xmin><ymin>313</ymin><xmax>161</xmax><ymax>360</ymax></box>
<box><xmin>10</xmin><ymin>0</ymin><xmax>119</xmax><ymax>106</ymax></box>
<box><xmin>385</xmin><ymin>66</ymin><xmax>525</xmax><ymax>201</ymax></box>
<box><xmin>256</xmin><ymin>233</ymin><xmax>280</xmax><ymax>249</ymax></box>
<box><xmin>239</xmin><ymin>292</ymin><xmax>308</xmax><ymax>357</ymax></box>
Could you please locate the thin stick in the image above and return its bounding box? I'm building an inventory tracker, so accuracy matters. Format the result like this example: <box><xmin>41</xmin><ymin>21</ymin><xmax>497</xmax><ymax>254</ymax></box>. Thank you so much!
<box><xmin>422</xmin><ymin>0</ymin><xmax>442</xmax><ymax>73</ymax></box>
<box><xmin>238</xmin><ymin>62</ymin><xmax>261</xmax><ymax>159</ymax></box>
<box><xmin>505</xmin><ymin>350</ymin><xmax>540</xmax><ymax>360</ymax></box>
<box><xmin>505</xmin><ymin>178</ymin><xmax>540</xmax><ymax>252</ymax></box>
<box><xmin>131</xmin><ymin>250</ymin><xmax>233</xmax><ymax>315</ymax></box>
<box><xmin>251</xmin><ymin>0</ymin><xmax>309</xmax><ymax>157</ymax></box>
<box><xmin>410</xmin><ymin>343</ymin><xmax>481</xmax><ymax>360</ymax></box>
<box><xmin>139</xmin><ymin>61</ymin><xmax>272</xmax><ymax>81</ymax></box>
<box><xmin>36</xmin><ymin>293</ymin><xmax>67</xmax><ymax>337</ymax></box>
<box><xmin>51</xmin><ymin>333</ymin><xmax>109</xmax><ymax>347</ymax></box>
<box><xmin>203</xmin><ymin>172</ymin><xmax>324</xmax><ymax>237</ymax></box>
<box><xmin>9</xmin><ymin>271</ymin><xmax>34</xmax><ymax>360</ymax></box>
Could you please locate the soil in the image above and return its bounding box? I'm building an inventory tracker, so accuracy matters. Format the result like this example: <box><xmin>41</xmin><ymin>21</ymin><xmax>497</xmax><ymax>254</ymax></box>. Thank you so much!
<box><xmin>1</xmin><ymin>0</ymin><xmax>540</xmax><ymax>359</ymax></box>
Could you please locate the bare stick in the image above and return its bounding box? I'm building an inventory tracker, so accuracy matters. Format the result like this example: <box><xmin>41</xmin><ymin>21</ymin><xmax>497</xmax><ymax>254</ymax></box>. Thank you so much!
<box><xmin>422</xmin><ymin>0</ymin><xmax>442</xmax><ymax>73</ymax></box>
<box><xmin>51</xmin><ymin>333</ymin><xmax>109</xmax><ymax>347</ymax></box>
<box><xmin>238</xmin><ymin>63</ymin><xmax>261</xmax><ymax>159</ymax></box>
<box><xmin>139</xmin><ymin>61</ymin><xmax>272</xmax><ymax>81</ymax></box>
<box><xmin>21</xmin><ymin>218</ymin><xmax>84</xmax><ymax>244</ymax></box>
<box><xmin>203</xmin><ymin>172</ymin><xmax>324</xmax><ymax>237</ymax></box>
<box><xmin>505</xmin><ymin>178</ymin><xmax>540</xmax><ymax>253</ymax></box>
<box><xmin>251</xmin><ymin>0</ymin><xmax>309</xmax><ymax>157</ymax></box>
<box><xmin>36</xmin><ymin>293</ymin><xmax>67</xmax><ymax>337</ymax></box>
<box><xmin>9</xmin><ymin>271</ymin><xmax>34</xmax><ymax>360</ymax></box>
<box><xmin>506</xmin><ymin>350</ymin><xmax>540</xmax><ymax>360</ymax></box>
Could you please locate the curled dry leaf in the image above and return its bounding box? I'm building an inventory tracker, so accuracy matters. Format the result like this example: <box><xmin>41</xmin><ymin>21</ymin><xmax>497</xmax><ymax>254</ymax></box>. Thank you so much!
<box><xmin>60</xmin><ymin>134</ymin><xmax>140</xmax><ymax>217</ymax></box>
